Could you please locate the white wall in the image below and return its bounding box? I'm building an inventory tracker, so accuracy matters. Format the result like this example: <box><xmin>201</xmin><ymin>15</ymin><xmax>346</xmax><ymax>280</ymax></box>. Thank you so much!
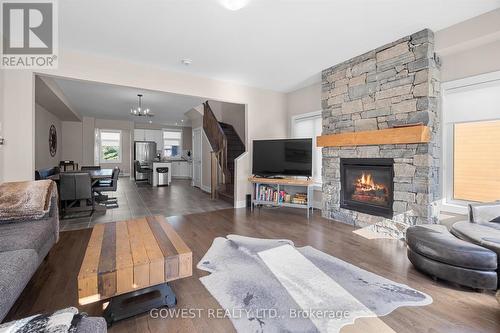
<box><xmin>0</xmin><ymin>69</ymin><xmax>4</xmax><ymax>182</ymax></box>
<box><xmin>190</xmin><ymin>115</ymin><xmax>202</xmax><ymax>130</ymax></box>
<box><xmin>221</xmin><ymin>102</ymin><xmax>246</xmax><ymax>144</ymax></box>
<box><xmin>286</xmin><ymin>82</ymin><xmax>322</xmax><ymax>124</ymax></box>
<box><xmin>61</xmin><ymin>120</ymin><xmax>83</xmax><ymax>166</ymax></box>
<box><xmin>208</xmin><ymin>100</ymin><xmax>246</xmax><ymax>143</ymax></box>
<box><xmin>35</xmin><ymin>104</ymin><xmax>61</xmax><ymax>169</ymax></box>
<box><xmin>1</xmin><ymin>50</ymin><xmax>288</xmax><ymax>205</ymax></box>
<box><xmin>439</xmin><ymin>41</ymin><xmax>500</xmax><ymax>82</ymax></box>
<box><xmin>60</xmin><ymin>117</ymin><xmax>134</xmax><ymax>174</ymax></box>
<box><xmin>81</xmin><ymin>117</ymin><xmax>95</xmax><ymax>165</ymax></box>
<box><xmin>2</xmin><ymin>70</ymin><xmax>34</xmax><ymax>182</ymax></box>
<box><xmin>436</xmin><ymin>8</ymin><xmax>500</xmax><ymax>82</ymax></box>
<box><xmin>283</xmin><ymin>8</ymin><xmax>500</xmax><ymax>123</ymax></box>
<box><xmin>182</xmin><ymin>127</ymin><xmax>192</xmax><ymax>151</ymax></box>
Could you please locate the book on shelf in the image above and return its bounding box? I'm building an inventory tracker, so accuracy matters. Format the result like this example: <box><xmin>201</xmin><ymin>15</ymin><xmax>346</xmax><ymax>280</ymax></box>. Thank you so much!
<box><xmin>256</xmin><ymin>185</ymin><xmax>307</xmax><ymax>205</ymax></box>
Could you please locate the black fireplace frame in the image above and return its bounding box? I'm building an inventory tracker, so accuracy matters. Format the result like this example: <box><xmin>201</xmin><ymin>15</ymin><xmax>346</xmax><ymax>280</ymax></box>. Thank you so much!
<box><xmin>340</xmin><ymin>158</ymin><xmax>394</xmax><ymax>219</ymax></box>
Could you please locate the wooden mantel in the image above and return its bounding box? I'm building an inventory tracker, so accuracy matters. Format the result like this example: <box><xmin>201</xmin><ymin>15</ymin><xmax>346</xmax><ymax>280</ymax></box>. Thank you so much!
<box><xmin>317</xmin><ymin>125</ymin><xmax>431</xmax><ymax>147</ymax></box>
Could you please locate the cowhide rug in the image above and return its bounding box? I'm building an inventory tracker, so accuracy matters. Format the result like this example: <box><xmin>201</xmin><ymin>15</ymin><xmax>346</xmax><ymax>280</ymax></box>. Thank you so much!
<box><xmin>197</xmin><ymin>235</ymin><xmax>432</xmax><ymax>333</ymax></box>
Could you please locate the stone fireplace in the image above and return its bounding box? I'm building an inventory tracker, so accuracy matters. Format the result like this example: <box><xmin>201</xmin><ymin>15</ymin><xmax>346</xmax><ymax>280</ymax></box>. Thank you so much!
<box><xmin>321</xmin><ymin>29</ymin><xmax>441</xmax><ymax>238</ymax></box>
<box><xmin>340</xmin><ymin>158</ymin><xmax>394</xmax><ymax>219</ymax></box>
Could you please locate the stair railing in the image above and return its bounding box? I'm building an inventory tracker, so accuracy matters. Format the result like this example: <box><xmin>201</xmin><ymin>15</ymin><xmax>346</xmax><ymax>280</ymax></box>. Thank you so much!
<box><xmin>203</xmin><ymin>102</ymin><xmax>230</xmax><ymax>199</ymax></box>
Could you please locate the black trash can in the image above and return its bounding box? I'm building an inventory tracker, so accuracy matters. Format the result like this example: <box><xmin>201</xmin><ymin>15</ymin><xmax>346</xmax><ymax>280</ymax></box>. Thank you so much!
<box><xmin>156</xmin><ymin>167</ymin><xmax>169</xmax><ymax>186</ymax></box>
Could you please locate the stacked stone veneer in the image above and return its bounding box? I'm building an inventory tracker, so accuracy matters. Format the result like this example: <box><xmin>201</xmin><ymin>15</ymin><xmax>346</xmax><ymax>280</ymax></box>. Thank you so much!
<box><xmin>321</xmin><ymin>29</ymin><xmax>441</xmax><ymax>238</ymax></box>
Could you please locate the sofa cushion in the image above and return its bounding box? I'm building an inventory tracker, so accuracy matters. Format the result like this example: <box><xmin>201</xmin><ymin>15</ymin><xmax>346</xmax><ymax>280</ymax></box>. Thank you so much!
<box><xmin>451</xmin><ymin>221</ymin><xmax>500</xmax><ymax>257</ymax></box>
<box><xmin>469</xmin><ymin>201</ymin><xmax>500</xmax><ymax>224</ymax></box>
<box><xmin>406</xmin><ymin>224</ymin><xmax>497</xmax><ymax>270</ymax></box>
<box><xmin>0</xmin><ymin>218</ymin><xmax>55</xmax><ymax>257</ymax></box>
<box><xmin>0</xmin><ymin>249</ymin><xmax>39</xmax><ymax>321</ymax></box>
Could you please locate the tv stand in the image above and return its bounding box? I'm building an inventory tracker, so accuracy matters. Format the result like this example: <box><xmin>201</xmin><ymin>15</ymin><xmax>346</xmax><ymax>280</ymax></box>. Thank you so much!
<box><xmin>248</xmin><ymin>176</ymin><xmax>314</xmax><ymax>218</ymax></box>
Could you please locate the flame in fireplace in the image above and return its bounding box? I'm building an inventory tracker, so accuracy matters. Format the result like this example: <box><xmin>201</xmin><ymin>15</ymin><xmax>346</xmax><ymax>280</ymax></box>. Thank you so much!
<box><xmin>350</xmin><ymin>170</ymin><xmax>390</xmax><ymax>206</ymax></box>
<box><xmin>355</xmin><ymin>172</ymin><xmax>386</xmax><ymax>193</ymax></box>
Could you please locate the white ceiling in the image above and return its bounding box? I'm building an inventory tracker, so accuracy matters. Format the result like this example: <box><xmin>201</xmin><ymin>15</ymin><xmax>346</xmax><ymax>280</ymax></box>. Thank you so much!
<box><xmin>51</xmin><ymin>77</ymin><xmax>205</xmax><ymax>125</ymax></box>
<box><xmin>60</xmin><ymin>0</ymin><xmax>500</xmax><ymax>92</ymax></box>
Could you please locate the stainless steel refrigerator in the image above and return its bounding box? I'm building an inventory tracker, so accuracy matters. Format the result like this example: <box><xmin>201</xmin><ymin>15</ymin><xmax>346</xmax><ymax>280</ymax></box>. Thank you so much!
<box><xmin>134</xmin><ymin>141</ymin><xmax>157</xmax><ymax>181</ymax></box>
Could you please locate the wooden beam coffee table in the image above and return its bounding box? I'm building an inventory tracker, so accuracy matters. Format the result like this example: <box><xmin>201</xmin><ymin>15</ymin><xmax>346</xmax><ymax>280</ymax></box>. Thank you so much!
<box><xmin>77</xmin><ymin>216</ymin><xmax>192</xmax><ymax>325</ymax></box>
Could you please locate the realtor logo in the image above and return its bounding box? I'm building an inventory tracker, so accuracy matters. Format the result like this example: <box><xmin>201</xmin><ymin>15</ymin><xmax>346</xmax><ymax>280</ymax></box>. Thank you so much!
<box><xmin>1</xmin><ymin>0</ymin><xmax>58</xmax><ymax>68</ymax></box>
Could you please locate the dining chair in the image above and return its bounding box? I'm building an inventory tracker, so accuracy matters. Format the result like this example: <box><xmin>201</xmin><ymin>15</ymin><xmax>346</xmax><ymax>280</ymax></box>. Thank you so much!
<box><xmin>59</xmin><ymin>172</ymin><xmax>94</xmax><ymax>218</ymax></box>
<box><xmin>59</xmin><ymin>161</ymin><xmax>78</xmax><ymax>172</ymax></box>
<box><xmin>93</xmin><ymin>167</ymin><xmax>120</xmax><ymax>208</ymax></box>
<box><xmin>134</xmin><ymin>160</ymin><xmax>152</xmax><ymax>184</ymax></box>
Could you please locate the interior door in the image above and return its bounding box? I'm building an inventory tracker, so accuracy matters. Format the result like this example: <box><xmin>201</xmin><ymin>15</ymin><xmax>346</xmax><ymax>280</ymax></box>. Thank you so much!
<box><xmin>192</xmin><ymin>128</ymin><xmax>202</xmax><ymax>188</ymax></box>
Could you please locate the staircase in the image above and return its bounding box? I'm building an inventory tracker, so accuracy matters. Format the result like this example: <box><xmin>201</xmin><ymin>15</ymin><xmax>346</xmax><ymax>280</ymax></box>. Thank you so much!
<box><xmin>202</xmin><ymin>102</ymin><xmax>245</xmax><ymax>204</ymax></box>
<box><xmin>218</xmin><ymin>122</ymin><xmax>245</xmax><ymax>201</ymax></box>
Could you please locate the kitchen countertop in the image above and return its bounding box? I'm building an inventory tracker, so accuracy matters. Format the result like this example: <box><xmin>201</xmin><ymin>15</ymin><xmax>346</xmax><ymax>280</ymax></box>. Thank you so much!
<box><xmin>157</xmin><ymin>159</ymin><xmax>192</xmax><ymax>162</ymax></box>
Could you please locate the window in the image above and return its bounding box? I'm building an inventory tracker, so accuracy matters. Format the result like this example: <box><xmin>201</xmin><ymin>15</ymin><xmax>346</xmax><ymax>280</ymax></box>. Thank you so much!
<box><xmin>163</xmin><ymin>130</ymin><xmax>182</xmax><ymax>157</ymax></box>
<box><xmin>292</xmin><ymin>112</ymin><xmax>322</xmax><ymax>183</ymax></box>
<box><xmin>453</xmin><ymin>120</ymin><xmax>500</xmax><ymax>202</ymax></box>
<box><xmin>443</xmin><ymin>72</ymin><xmax>500</xmax><ymax>206</ymax></box>
<box><xmin>99</xmin><ymin>129</ymin><xmax>121</xmax><ymax>163</ymax></box>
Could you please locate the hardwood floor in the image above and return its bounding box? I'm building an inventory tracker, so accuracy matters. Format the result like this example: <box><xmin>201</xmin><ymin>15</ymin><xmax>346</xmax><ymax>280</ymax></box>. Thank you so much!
<box><xmin>6</xmin><ymin>207</ymin><xmax>500</xmax><ymax>332</ymax></box>
<box><xmin>60</xmin><ymin>179</ymin><xmax>232</xmax><ymax>231</ymax></box>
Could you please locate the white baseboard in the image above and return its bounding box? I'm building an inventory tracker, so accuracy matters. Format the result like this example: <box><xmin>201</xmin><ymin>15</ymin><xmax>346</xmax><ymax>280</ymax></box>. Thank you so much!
<box><xmin>235</xmin><ymin>200</ymin><xmax>247</xmax><ymax>208</ymax></box>
<box><xmin>201</xmin><ymin>184</ymin><xmax>211</xmax><ymax>193</ymax></box>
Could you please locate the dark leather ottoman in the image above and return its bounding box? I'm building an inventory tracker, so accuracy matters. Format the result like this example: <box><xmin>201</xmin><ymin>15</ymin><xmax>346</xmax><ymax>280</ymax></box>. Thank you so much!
<box><xmin>451</xmin><ymin>221</ymin><xmax>500</xmax><ymax>258</ymax></box>
<box><xmin>406</xmin><ymin>224</ymin><xmax>498</xmax><ymax>290</ymax></box>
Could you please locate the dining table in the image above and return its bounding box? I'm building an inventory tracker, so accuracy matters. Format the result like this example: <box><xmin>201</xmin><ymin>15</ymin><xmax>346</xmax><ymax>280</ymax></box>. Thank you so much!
<box><xmin>48</xmin><ymin>168</ymin><xmax>113</xmax><ymax>186</ymax></box>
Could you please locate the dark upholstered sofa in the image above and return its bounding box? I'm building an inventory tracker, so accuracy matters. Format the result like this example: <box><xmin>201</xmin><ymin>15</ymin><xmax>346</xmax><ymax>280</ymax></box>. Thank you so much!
<box><xmin>0</xmin><ymin>184</ymin><xmax>106</xmax><ymax>332</ymax></box>
<box><xmin>407</xmin><ymin>202</ymin><xmax>500</xmax><ymax>290</ymax></box>
<box><xmin>34</xmin><ymin>166</ymin><xmax>60</xmax><ymax>180</ymax></box>
<box><xmin>451</xmin><ymin>202</ymin><xmax>500</xmax><ymax>257</ymax></box>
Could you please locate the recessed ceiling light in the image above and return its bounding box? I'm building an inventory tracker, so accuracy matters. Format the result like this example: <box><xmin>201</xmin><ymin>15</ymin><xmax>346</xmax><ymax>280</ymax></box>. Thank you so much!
<box><xmin>181</xmin><ymin>58</ymin><xmax>192</xmax><ymax>66</ymax></box>
<box><xmin>219</xmin><ymin>0</ymin><xmax>250</xmax><ymax>11</ymax></box>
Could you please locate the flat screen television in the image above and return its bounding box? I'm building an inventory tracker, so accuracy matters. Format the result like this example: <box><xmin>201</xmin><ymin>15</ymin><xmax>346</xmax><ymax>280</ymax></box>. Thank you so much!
<box><xmin>252</xmin><ymin>139</ymin><xmax>312</xmax><ymax>177</ymax></box>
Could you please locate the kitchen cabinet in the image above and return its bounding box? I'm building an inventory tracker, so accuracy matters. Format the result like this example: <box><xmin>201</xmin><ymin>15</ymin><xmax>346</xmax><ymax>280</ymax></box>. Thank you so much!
<box><xmin>187</xmin><ymin>161</ymin><xmax>193</xmax><ymax>178</ymax></box>
<box><xmin>171</xmin><ymin>161</ymin><xmax>191</xmax><ymax>179</ymax></box>
<box><xmin>134</xmin><ymin>129</ymin><xmax>163</xmax><ymax>152</ymax></box>
<box><xmin>134</xmin><ymin>129</ymin><xmax>146</xmax><ymax>141</ymax></box>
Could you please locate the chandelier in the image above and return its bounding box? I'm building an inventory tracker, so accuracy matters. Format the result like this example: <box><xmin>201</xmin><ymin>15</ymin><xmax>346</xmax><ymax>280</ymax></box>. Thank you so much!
<box><xmin>130</xmin><ymin>94</ymin><xmax>154</xmax><ymax>118</ymax></box>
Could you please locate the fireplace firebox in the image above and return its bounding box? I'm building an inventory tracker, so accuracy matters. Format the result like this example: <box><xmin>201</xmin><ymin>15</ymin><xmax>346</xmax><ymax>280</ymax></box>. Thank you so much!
<box><xmin>340</xmin><ymin>158</ymin><xmax>394</xmax><ymax>218</ymax></box>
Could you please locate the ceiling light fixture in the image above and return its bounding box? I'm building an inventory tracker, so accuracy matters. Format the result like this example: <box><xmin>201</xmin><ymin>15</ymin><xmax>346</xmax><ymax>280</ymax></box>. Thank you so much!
<box><xmin>181</xmin><ymin>58</ymin><xmax>192</xmax><ymax>66</ymax></box>
<box><xmin>219</xmin><ymin>0</ymin><xmax>250</xmax><ymax>11</ymax></box>
<box><xmin>130</xmin><ymin>94</ymin><xmax>154</xmax><ymax>118</ymax></box>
